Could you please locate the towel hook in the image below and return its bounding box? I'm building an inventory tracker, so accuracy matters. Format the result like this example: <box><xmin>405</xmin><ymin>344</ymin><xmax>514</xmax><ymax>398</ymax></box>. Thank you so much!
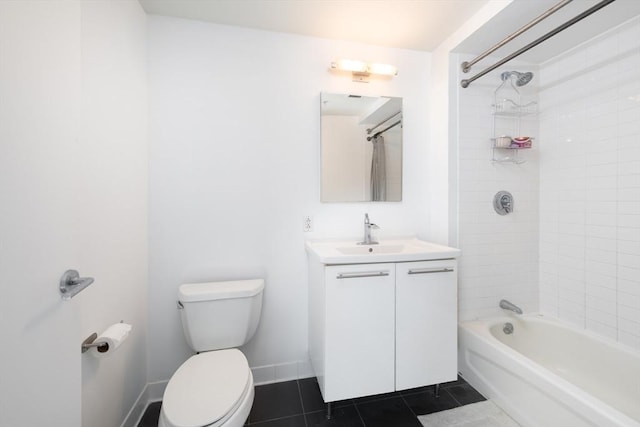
<box><xmin>59</xmin><ymin>269</ymin><xmax>95</xmax><ymax>300</ymax></box>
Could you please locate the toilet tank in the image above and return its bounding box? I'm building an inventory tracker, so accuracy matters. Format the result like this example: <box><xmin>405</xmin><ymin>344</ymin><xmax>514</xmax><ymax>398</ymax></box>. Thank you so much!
<box><xmin>178</xmin><ymin>279</ymin><xmax>264</xmax><ymax>352</ymax></box>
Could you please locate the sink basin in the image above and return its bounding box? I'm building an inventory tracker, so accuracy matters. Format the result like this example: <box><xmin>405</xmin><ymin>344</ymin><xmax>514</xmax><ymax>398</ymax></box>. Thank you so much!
<box><xmin>306</xmin><ymin>238</ymin><xmax>461</xmax><ymax>264</ymax></box>
<box><xmin>336</xmin><ymin>244</ymin><xmax>405</xmax><ymax>255</ymax></box>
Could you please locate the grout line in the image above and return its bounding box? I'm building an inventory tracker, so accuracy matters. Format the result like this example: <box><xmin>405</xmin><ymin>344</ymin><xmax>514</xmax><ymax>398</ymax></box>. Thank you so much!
<box><xmin>296</xmin><ymin>380</ymin><xmax>309</xmax><ymax>427</ymax></box>
<box><xmin>399</xmin><ymin>393</ymin><xmax>419</xmax><ymax>421</ymax></box>
<box><xmin>352</xmin><ymin>400</ymin><xmax>368</xmax><ymax>427</ymax></box>
<box><xmin>247</xmin><ymin>413</ymin><xmax>306</xmax><ymax>426</ymax></box>
<box><xmin>444</xmin><ymin>388</ymin><xmax>463</xmax><ymax>407</ymax></box>
<box><xmin>248</xmin><ymin>381</ymin><xmax>306</xmax><ymax>425</ymax></box>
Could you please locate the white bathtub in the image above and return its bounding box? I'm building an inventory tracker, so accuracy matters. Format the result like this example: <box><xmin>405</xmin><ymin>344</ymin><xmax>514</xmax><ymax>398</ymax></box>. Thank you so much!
<box><xmin>459</xmin><ymin>315</ymin><xmax>640</xmax><ymax>427</ymax></box>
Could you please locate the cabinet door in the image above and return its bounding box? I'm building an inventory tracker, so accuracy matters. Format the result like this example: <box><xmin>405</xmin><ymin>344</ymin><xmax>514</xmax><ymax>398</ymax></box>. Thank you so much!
<box><xmin>324</xmin><ymin>264</ymin><xmax>395</xmax><ymax>401</ymax></box>
<box><xmin>395</xmin><ymin>260</ymin><xmax>457</xmax><ymax>390</ymax></box>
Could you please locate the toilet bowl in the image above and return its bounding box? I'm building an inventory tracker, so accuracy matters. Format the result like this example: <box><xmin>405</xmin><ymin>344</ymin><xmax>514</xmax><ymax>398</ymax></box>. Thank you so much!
<box><xmin>159</xmin><ymin>350</ymin><xmax>254</xmax><ymax>427</ymax></box>
<box><xmin>158</xmin><ymin>279</ymin><xmax>264</xmax><ymax>427</ymax></box>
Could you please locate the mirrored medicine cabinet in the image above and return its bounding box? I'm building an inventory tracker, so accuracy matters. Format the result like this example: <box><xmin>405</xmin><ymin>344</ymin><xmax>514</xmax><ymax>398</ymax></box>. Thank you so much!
<box><xmin>320</xmin><ymin>92</ymin><xmax>403</xmax><ymax>202</ymax></box>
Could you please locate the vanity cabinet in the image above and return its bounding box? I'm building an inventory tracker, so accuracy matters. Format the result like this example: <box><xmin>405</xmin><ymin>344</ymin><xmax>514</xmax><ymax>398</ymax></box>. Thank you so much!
<box><xmin>324</xmin><ymin>263</ymin><xmax>396</xmax><ymax>400</ymax></box>
<box><xmin>395</xmin><ymin>260</ymin><xmax>457</xmax><ymax>390</ymax></box>
<box><xmin>308</xmin><ymin>257</ymin><xmax>458</xmax><ymax>402</ymax></box>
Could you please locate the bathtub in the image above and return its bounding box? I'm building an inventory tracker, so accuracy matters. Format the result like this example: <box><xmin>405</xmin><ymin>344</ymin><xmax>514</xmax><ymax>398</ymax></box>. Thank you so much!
<box><xmin>459</xmin><ymin>315</ymin><xmax>640</xmax><ymax>427</ymax></box>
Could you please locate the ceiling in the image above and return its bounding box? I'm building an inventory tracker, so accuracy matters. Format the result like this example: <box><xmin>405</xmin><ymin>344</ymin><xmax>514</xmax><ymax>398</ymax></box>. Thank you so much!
<box><xmin>139</xmin><ymin>0</ymin><xmax>640</xmax><ymax>64</ymax></box>
<box><xmin>138</xmin><ymin>0</ymin><xmax>492</xmax><ymax>51</ymax></box>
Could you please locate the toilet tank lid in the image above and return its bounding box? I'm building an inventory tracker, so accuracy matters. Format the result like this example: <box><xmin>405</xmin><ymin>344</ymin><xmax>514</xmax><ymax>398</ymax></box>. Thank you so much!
<box><xmin>179</xmin><ymin>279</ymin><xmax>264</xmax><ymax>303</ymax></box>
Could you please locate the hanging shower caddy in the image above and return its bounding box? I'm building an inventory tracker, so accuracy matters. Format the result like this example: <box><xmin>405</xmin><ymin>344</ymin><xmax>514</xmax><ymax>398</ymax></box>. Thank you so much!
<box><xmin>491</xmin><ymin>72</ymin><xmax>537</xmax><ymax>164</ymax></box>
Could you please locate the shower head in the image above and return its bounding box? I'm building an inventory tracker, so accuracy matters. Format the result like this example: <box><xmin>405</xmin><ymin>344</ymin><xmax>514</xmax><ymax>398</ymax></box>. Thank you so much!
<box><xmin>501</xmin><ymin>71</ymin><xmax>534</xmax><ymax>87</ymax></box>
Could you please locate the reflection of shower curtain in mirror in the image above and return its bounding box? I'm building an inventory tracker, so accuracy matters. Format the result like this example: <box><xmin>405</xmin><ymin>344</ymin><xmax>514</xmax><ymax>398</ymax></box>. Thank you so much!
<box><xmin>370</xmin><ymin>135</ymin><xmax>386</xmax><ymax>201</ymax></box>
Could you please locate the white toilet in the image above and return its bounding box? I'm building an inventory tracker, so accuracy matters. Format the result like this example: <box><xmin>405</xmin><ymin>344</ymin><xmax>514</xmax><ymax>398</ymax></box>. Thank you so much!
<box><xmin>158</xmin><ymin>279</ymin><xmax>264</xmax><ymax>427</ymax></box>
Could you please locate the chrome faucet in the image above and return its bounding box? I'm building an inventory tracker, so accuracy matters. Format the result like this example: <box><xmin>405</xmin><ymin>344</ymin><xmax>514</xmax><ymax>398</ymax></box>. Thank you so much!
<box><xmin>499</xmin><ymin>299</ymin><xmax>523</xmax><ymax>315</ymax></box>
<box><xmin>358</xmin><ymin>213</ymin><xmax>379</xmax><ymax>245</ymax></box>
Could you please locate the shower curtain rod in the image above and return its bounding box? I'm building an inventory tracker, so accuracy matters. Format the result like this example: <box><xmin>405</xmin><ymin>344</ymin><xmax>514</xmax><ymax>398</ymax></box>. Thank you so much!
<box><xmin>461</xmin><ymin>0</ymin><xmax>616</xmax><ymax>88</ymax></box>
<box><xmin>461</xmin><ymin>0</ymin><xmax>573</xmax><ymax>74</ymax></box>
<box><xmin>367</xmin><ymin>111</ymin><xmax>402</xmax><ymax>135</ymax></box>
<box><xmin>367</xmin><ymin>120</ymin><xmax>401</xmax><ymax>141</ymax></box>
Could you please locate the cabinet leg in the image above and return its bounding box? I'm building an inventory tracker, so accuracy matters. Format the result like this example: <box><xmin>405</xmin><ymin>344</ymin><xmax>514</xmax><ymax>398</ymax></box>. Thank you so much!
<box><xmin>326</xmin><ymin>402</ymin><xmax>332</xmax><ymax>420</ymax></box>
<box><xmin>434</xmin><ymin>383</ymin><xmax>440</xmax><ymax>398</ymax></box>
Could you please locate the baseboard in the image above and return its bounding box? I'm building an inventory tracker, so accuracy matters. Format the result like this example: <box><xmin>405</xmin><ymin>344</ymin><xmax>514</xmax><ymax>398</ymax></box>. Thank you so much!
<box><xmin>120</xmin><ymin>384</ymin><xmax>149</xmax><ymax>427</ymax></box>
<box><xmin>121</xmin><ymin>360</ymin><xmax>313</xmax><ymax>426</ymax></box>
<box><xmin>120</xmin><ymin>380</ymin><xmax>166</xmax><ymax>427</ymax></box>
<box><xmin>146</xmin><ymin>380</ymin><xmax>169</xmax><ymax>401</ymax></box>
<box><xmin>251</xmin><ymin>359</ymin><xmax>314</xmax><ymax>385</ymax></box>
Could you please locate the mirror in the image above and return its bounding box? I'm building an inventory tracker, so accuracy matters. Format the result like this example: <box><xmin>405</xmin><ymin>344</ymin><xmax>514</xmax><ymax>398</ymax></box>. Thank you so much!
<box><xmin>321</xmin><ymin>93</ymin><xmax>402</xmax><ymax>202</ymax></box>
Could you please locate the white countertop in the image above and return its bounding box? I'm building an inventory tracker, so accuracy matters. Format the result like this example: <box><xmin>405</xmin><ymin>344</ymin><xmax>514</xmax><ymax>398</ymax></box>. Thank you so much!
<box><xmin>305</xmin><ymin>237</ymin><xmax>461</xmax><ymax>264</ymax></box>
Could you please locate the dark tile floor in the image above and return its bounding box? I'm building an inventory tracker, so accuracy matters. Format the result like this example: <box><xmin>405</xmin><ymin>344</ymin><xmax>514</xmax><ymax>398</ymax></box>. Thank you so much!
<box><xmin>138</xmin><ymin>376</ymin><xmax>485</xmax><ymax>427</ymax></box>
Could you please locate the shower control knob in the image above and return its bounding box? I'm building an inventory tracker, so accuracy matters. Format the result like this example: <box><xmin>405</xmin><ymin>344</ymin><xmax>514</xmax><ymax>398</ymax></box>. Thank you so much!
<box><xmin>493</xmin><ymin>191</ymin><xmax>514</xmax><ymax>215</ymax></box>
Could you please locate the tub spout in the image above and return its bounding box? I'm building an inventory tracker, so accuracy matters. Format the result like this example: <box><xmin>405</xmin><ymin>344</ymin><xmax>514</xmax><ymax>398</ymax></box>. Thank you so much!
<box><xmin>500</xmin><ymin>299</ymin><xmax>523</xmax><ymax>315</ymax></box>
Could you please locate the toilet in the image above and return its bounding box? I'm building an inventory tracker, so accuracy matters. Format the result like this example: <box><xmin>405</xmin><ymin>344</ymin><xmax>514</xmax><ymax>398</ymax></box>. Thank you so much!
<box><xmin>158</xmin><ymin>279</ymin><xmax>264</xmax><ymax>427</ymax></box>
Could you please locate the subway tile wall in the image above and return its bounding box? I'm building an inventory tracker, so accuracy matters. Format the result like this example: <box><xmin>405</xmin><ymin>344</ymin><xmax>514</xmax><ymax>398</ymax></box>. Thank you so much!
<box><xmin>456</xmin><ymin>57</ymin><xmax>540</xmax><ymax>321</ymax></box>
<box><xmin>457</xmin><ymin>17</ymin><xmax>640</xmax><ymax>347</ymax></box>
<box><xmin>538</xmin><ymin>16</ymin><xmax>640</xmax><ymax>348</ymax></box>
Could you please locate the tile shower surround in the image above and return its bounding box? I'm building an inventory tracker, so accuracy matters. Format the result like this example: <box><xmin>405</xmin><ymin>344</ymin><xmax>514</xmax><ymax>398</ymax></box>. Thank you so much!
<box><xmin>537</xmin><ymin>16</ymin><xmax>640</xmax><ymax>348</ymax></box>
<box><xmin>457</xmin><ymin>15</ymin><xmax>640</xmax><ymax>351</ymax></box>
<box><xmin>137</xmin><ymin>376</ymin><xmax>485</xmax><ymax>427</ymax></box>
<box><xmin>456</xmin><ymin>56</ymin><xmax>540</xmax><ymax>322</ymax></box>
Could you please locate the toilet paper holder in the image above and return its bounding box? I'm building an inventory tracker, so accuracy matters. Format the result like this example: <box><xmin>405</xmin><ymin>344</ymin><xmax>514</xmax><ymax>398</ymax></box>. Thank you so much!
<box><xmin>81</xmin><ymin>320</ymin><xmax>127</xmax><ymax>353</ymax></box>
<box><xmin>81</xmin><ymin>332</ymin><xmax>108</xmax><ymax>353</ymax></box>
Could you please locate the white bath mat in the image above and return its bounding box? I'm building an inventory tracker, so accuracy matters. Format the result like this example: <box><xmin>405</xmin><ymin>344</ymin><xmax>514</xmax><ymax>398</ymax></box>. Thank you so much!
<box><xmin>419</xmin><ymin>400</ymin><xmax>520</xmax><ymax>427</ymax></box>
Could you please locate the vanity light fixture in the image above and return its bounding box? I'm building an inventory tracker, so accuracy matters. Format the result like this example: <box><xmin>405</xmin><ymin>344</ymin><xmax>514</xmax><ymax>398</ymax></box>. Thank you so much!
<box><xmin>330</xmin><ymin>59</ymin><xmax>398</xmax><ymax>83</ymax></box>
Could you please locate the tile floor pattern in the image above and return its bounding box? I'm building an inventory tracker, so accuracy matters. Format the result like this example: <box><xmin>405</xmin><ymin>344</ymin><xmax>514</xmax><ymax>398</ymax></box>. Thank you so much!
<box><xmin>138</xmin><ymin>376</ymin><xmax>485</xmax><ymax>427</ymax></box>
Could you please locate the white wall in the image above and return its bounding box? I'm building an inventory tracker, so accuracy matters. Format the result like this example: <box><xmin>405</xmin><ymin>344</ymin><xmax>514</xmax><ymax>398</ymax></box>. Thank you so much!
<box><xmin>538</xmin><ymin>16</ymin><xmax>640</xmax><ymax>348</ymax></box>
<box><xmin>455</xmin><ymin>57</ymin><xmax>540</xmax><ymax>321</ymax></box>
<box><xmin>79</xmin><ymin>2</ymin><xmax>148</xmax><ymax>427</ymax></box>
<box><xmin>147</xmin><ymin>16</ymin><xmax>431</xmax><ymax>385</ymax></box>
<box><xmin>0</xmin><ymin>1</ymin><xmax>148</xmax><ymax>426</ymax></box>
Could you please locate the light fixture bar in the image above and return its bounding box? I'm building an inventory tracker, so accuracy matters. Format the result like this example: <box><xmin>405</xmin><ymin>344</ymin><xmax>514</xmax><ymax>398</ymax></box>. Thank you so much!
<box><xmin>368</xmin><ymin>63</ymin><xmax>397</xmax><ymax>76</ymax></box>
<box><xmin>331</xmin><ymin>59</ymin><xmax>368</xmax><ymax>73</ymax></box>
<box><xmin>330</xmin><ymin>59</ymin><xmax>398</xmax><ymax>82</ymax></box>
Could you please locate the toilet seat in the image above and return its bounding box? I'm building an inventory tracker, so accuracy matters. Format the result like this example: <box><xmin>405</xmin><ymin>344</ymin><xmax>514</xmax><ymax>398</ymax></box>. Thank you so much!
<box><xmin>160</xmin><ymin>349</ymin><xmax>251</xmax><ymax>427</ymax></box>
